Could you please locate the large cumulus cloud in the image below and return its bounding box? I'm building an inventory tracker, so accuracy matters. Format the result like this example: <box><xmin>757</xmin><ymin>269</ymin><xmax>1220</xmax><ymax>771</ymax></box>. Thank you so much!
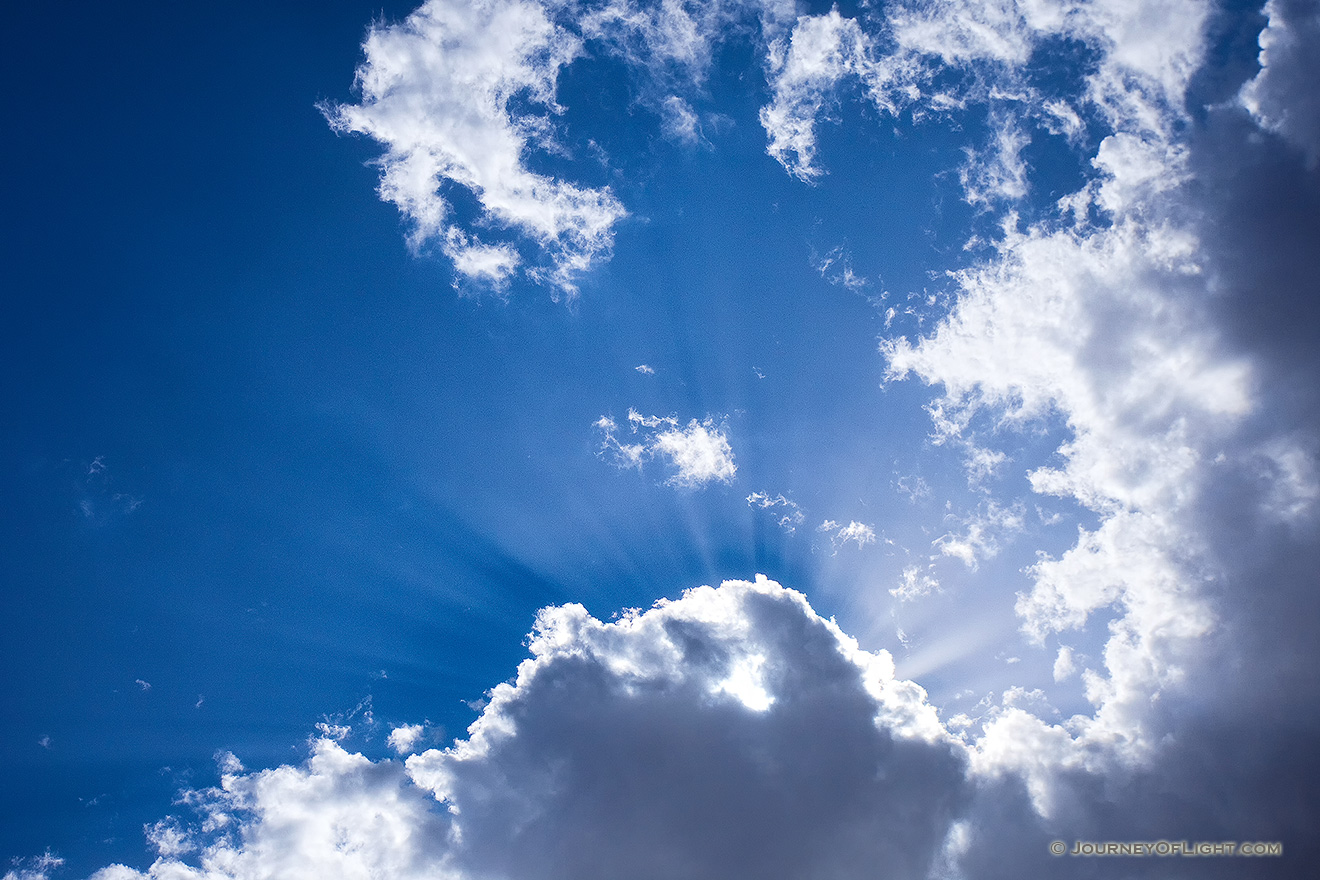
<box><xmin>868</xmin><ymin>0</ymin><xmax>1320</xmax><ymax>873</ymax></box>
<box><xmin>86</xmin><ymin>578</ymin><xmax>969</xmax><ymax>880</ymax></box>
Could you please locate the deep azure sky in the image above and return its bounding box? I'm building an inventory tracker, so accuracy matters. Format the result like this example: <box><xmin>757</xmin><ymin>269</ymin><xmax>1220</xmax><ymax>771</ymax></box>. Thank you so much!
<box><xmin>4</xmin><ymin>1</ymin><xmax>1319</xmax><ymax>878</ymax></box>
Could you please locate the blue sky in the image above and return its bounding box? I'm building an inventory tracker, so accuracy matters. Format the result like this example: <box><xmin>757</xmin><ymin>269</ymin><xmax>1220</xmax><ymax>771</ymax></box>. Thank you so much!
<box><xmin>3</xmin><ymin>0</ymin><xmax>1318</xmax><ymax>878</ymax></box>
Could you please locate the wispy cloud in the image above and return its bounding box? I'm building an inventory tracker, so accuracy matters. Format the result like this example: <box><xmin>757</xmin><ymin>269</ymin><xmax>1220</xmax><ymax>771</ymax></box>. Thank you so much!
<box><xmin>958</xmin><ymin>112</ymin><xmax>1029</xmax><ymax>206</ymax></box>
<box><xmin>596</xmin><ymin>409</ymin><xmax>736</xmax><ymax>488</ymax></box>
<box><xmin>746</xmin><ymin>491</ymin><xmax>805</xmax><ymax>532</ymax></box>
<box><xmin>4</xmin><ymin>851</ymin><xmax>64</xmax><ymax>880</ymax></box>
<box><xmin>818</xmin><ymin>518</ymin><xmax>877</xmax><ymax>551</ymax></box>
<box><xmin>759</xmin><ymin>9</ymin><xmax>877</xmax><ymax>182</ymax></box>
<box><xmin>894</xmin><ymin>474</ymin><xmax>931</xmax><ymax>502</ymax></box>
<box><xmin>145</xmin><ymin>819</ymin><xmax>194</xmax><ymax>858</ymax></box>
<box><xmin>323</xmin><ymin>0</ymin><xmax>626</xmax><ymax>295</ymax></box>
<box><xmin>811</xmin><ymin>245</ymin><xmax>869</xmax><ymax>291</ymax></box>
<box><xmin>932</xmin><ymin>500</ymin><xmax>1023</xmax><ymax>569</ymax></box>
<box><xmin>75</xmin><ymin>455</ymin><xmax>143</xmax><ymax>523</ymax></box>
<box><xmin>891</xmin><ymin>565</ymin><xmax>940</xmax><ymax>602</ymax></box>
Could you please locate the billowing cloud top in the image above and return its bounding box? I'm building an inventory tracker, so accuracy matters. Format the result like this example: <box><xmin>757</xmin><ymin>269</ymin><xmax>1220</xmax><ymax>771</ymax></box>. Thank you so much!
<box><xmin>86</xmin><ymin>578</ymin><xmax>969</xmax><ymax>880</ymax></box>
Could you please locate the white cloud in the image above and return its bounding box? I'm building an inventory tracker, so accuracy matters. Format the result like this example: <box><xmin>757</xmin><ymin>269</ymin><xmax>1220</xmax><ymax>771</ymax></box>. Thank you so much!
<box><xmin>958</xmin><ymin>112</ymin><xmax>1029</xmax><ymax>206</ymax></box>
<box><xmin>894</xmin><ymin>474</ymin><xmax>931</xmax><ymax>501</ymax></box>
<box><xmin>811</xmin><ymin>245</ymin><xmax>868</xmax><ymax>291</ymax></box>
<box><xmin>966</xmin><ymin>706</ymin><xmax>1079</xmax><ymax>818</ymax></box>
<box><xmin>1040</xmin><ymin>98</ymin><xmax>1083</xmax><ymax>142</ymax></box>
<box><xmin>322</xmin><ymin>0</ymin><xmax>821</xmax><ymax>293</ymax></box>
<box><xmin>886</xmin><ymin>0</ymin><xmax>1059</xmax><ymax>67</ymax></box>
<box><xmin>577</xmin><ymin>0</ymin><xmax>730</xmax><ymax>88</ymax></box>
<box><xmin>145</xmin><ymin>819</ymin><xmax>194</xmax><ymax>858</ymax></box>
<box><xmin>2</xmin><ymin>853</ymin><xmax>64</xmax><ymax>880</ymax></box>
<box><xmin>653</xmin><ymin>420</ymin><xmax>737</xmax><ymax>486</ymax></box>
<box><xmin>932</xmin><ymin>500</ymin><xmax>1023</xmax><ymax>569</ymax></box>
<box><xmin>759</xmin><ymin>9</ymin><xmax>876</xmax><ymax>181</ymax></box>
<box><xmin>659</xmin><ymin>94</ymin><xmax>702</xmax><ymax>145</ymax></box>
<box><xmin>746</xmin><ymin>491</ymin><xmax>805</xmax><ymax>532</ymax></box>
<box><xmin>314</xmin><ymin>722</ymin><xmax>352</xmax><ymax>741</ymax></box>
<box><xmin>961</xmin><ymin>444</ymin><xmax>1008</xmax><ymax>488</ymax></box>
<box><xmin>1256</xmin><ymin>436</ymin><xmax>1320</xmax><ymax>524</ymax></box>
<box><xmin>818</xmin><ymin>518</ymin><xmax>877</xmax><ymax>551</ymax></box>
<box><xmin>86</xmin><ymin>578</ymin><xmax>968</xmax><ymax>880</ymax></box>
<box><xmin>886</xmin><ymin>205</ymin><xmax>1243</xmax><ymax>756</ymax></box>
<box><xmin>1051</xmin><ymin>645</ymin><xmax>1076</xmax><ymax>683</ymax></box>
<box><xmin>633</xmin><ymin>363</ymin><xmax>655</xmax><ymax>375</ymax></box>
<box><xmin>443</xmin><ymin>231</ymin><xmax>520</xmax><ymax>288</ymax></box>
<box><xmin>88</xmin><ymin>741</ymin><xmax>455</xmax><ymax>880</ymax></box>
<box><xmin>755</xmin><ymin>0</ymin><xmax>1213</xmax><ymax>212</ymax></box>
<box><xmin>891</xmin><ymin>565</ymin><xmax>940</xmax><ymax>602</ymax></box>
<box><xmin>596</xmin><ymin>409</ymin><xmax>736</xmax><ymax>487</ymax></box>
<box><xmin>323</xmin><ymin>0</ymin><xmax>627</xmax><ymax>296</ymax></box>
<box><xmin>757</xmin><ymin>0</ymin><xmax>1054</xmax><ymax>190</ymax></box>
<box><xmin>1</xmin><ymin>854</ymin><xmax>63</xmax><ymax>880</ymax></box>
<box><xmin>387</xmin><ymin>724</ymin><xmax>426</xmax><ymax>755</ymax></box>
<box><xmin>1240</xmin><ymin>0</ymin><xmax>1320</xmax><ymax>165</ymax></box>
<box><xmin>855</xmin><ymin>7</ymin><xmax>1320</xmax><ymax>819</ymax></box>
<box><xmin>593</xmin><ymin>414</ymin><xmax>648</xmax><ymax>469</ymax></box>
